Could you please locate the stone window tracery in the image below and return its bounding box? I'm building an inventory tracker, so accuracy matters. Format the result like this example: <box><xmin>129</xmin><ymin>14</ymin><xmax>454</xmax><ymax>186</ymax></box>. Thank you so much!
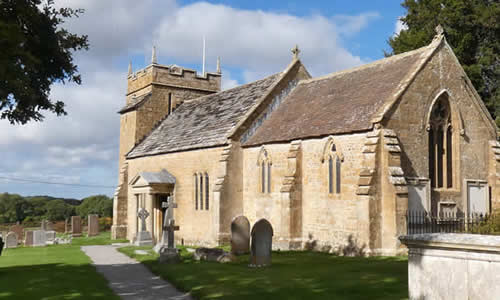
<box><xmin>194</xmin><ymin>172</ymin><xmax>210</xmax><ymax>210</ymax></box>
<box><xmin>257</xmin><ymin>147</ymin><xmax>272</xmax><ymax>194</ymax></box>
<box><xmin>428</xmin><ymin>93</ymin><xmax>454</xmax><ymax>189</ymax></box>
<box><xmin>321</xmin><ymin>137</ymin><xmax>343</xmax><ymax>195</ymax></box>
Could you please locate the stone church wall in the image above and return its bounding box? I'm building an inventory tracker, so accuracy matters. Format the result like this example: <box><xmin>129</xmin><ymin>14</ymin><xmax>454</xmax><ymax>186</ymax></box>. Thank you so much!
<box><xmin>383</xmin><ymin>43</ymin><xmax>497</xmax><ymax>214</ymax></box>
<box><xmin>126</xmin><ymin>146</ymin><xmax>225</xmax><ymax>245</ymax></box>
<box><xmin>241</xmin><ymin>132</ymin><xmax>368</xmax><ymax>253</ymax></box>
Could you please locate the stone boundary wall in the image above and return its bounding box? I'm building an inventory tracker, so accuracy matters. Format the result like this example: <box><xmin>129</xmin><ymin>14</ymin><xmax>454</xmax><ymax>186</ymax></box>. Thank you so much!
<box><xmin>400</xmin><ymin>233</ymin><xmax>500</xmax><ymax>300</ymax></box>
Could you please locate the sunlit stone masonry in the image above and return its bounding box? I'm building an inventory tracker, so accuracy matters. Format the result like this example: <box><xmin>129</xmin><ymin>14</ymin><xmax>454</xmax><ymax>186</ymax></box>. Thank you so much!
<box><xmin>112</xmin><ymin>28</ymin><xmax>500</xmax><ymax>256</ymax></box>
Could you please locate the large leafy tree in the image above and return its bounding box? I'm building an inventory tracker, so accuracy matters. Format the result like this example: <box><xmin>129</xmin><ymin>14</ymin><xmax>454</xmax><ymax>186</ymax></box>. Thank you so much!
<box><xmin>0</xmin><ymin>0</ymin><xmax>88</xmax><ymax>124</ymax></box>
<box><xmin>388</xmin><ymin>0</ymin><xmax>500</xmax><ymax>125</ymax></box>
<box><xmin>76</xmin><ymin>195</ymin><xmax>113</xmax><ymax>218</ymax></box>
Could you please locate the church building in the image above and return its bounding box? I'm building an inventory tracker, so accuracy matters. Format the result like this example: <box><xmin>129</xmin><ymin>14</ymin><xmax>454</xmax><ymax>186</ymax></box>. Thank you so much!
<box><xmin>112</xmin><ymin>29</ymin><xmax>500</xmax><ymax>255</ymax></box>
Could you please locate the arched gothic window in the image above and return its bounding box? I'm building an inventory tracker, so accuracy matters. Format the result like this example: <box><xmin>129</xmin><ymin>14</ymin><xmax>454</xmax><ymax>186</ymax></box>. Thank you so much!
<box><xmin>205</xmin><ymin>173</ymin><xmax>209</xmax><ymax>210</ymax></box>
<box><xmin>194</xmin><ymin>174</ymin><xmax>198</xmax><ymax>210</ymax></box>
<box><xmin>199</xmin><ymin>173</ymin><xmax>204</xmax><ymax>210</ymax></box>
<box><xmin>428</xmin><ymin>93</ymin><xmax>453</xmax><ymax>189</ymax></box>
<box><xmin>257</xmin><ymin>147</ymin><xmax>272</xmax><ymax>194</ymax></box>
<box><xmin>322</xmin><ymin>137</ymin><xmax>343</xmax><ymax>195</ymax></box>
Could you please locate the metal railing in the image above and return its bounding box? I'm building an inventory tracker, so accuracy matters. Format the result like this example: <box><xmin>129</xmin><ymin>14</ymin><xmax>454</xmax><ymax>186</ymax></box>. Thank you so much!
<box><xmin>406</xmin><ymin>210</ymin><xmax>492</xmax><ymax>235</ymax></box>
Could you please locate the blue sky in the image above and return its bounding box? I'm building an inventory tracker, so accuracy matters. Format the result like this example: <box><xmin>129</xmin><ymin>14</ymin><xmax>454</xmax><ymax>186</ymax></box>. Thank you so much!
<box><xmin>0</xmin><ymin>0</ymin><xmax>407</xmax><ymax>200</ymax></box>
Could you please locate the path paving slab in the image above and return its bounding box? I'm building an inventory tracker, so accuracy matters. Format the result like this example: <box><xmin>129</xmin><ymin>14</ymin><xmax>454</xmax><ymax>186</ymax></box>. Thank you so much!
<box><xmin>82</xmin><ymin>245</ymin><xmax>192</xmax><ymax>300</ymax></box>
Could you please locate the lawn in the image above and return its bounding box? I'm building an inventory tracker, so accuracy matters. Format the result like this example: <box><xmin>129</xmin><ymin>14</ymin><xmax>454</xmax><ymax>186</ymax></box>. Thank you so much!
<box><xmin>0</xmin><ymin>232</ymin><xmax>126</xmax><ymax>299</ymax></box>
<box><xmin>119</xmin><ymin>246</ymin><xmax>409</xmax><ymax>300</ymax></box>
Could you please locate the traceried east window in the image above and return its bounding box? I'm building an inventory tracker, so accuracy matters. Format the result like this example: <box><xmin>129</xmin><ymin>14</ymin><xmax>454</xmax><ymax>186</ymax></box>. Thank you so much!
<box><xmin>428</xmin><ymin>93</ymin><xmax>453</xmax><ymax>189</ymax></box>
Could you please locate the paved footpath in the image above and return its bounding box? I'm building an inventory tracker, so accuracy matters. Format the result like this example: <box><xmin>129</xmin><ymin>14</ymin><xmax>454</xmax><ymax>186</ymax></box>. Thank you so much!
<box><xmin>82</xmin><ymin>245</ymin><xmax>193</xmax><ymax>300</ymax></box>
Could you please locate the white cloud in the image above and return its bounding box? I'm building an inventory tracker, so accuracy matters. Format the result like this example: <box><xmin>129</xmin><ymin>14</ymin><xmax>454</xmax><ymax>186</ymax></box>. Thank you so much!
<box><xmin>394</xmin><ymin>16</ymin><xmax>408</xmax><ymax>37</ymax></box>
<box><xmin>0</xmin><ymin>1</ymin><xmax>380</xmax><ymax>197</ymax></box>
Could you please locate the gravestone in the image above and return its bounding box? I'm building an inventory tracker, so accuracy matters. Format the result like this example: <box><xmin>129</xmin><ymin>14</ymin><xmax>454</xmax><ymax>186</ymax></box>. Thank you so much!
<box><xmin>231</xmin><ymin>215</ymin><xmax>250</xmax><ymax>255</ymax></box>
<box><xmin>9</xmin><ymin>224</ymin><xmax>24</xmax><ymax>241</ymax></box>
<box><xmin>5</xmin><ymin>232</ymin><xmax>18</xmax><ymax>248</ymax></box>
<box><xmin>250</xmin><ymin>219</ymin><xmax>273</xmax><ymax>267</ymax></box>
<box><xmin>45</xmin><ymin>231</ymin><xmax>56</xmax><ymax>241</ymax></box>
<box><xmin>33</xmin><ymin>230</ymin><xmax>47</xmax><ymax>247</ymax></box>
<box><xmin>88</xmin><ymin>214</ymin><xmax>99</xmax><ymax>237</ymax></box>
<box><xmin>0</xmin><ymin>235</ymin><xmax>4</xmax><ymax>255</ymax></box>
<box><xmin>41</xmin><ymin>220</ymin><xmax>53</xmax><ymax>231</ymax></box>
<box><xmin>71</xmin><ymin>216</ymin><xmax>82</xmax><ymax>237</ymax></box>
<box><xmin>135</xmin><ymin>208</ymin><xmax>153</xmax><ymax>246</ymax></box>
<box><xmin>24</xmin><ymin>231</ymin><xmax>34</xmax><ymax>246</ymax></box>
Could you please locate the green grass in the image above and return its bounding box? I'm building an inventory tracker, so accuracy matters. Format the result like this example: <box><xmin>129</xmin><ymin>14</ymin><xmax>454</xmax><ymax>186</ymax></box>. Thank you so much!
<box><xmin>119</xmin><ymin>246</ymin><xmax>408</xmax><ymax>300</ymax></box>
<box><xmin>0</xmin><ymin>232</ymin><xmax>127</xmax><ymax>299</ymax></box>
<box><xmin>71</xmin><ymin>231</ymin><xmax>128</xmax><ymax>246</ymax></box>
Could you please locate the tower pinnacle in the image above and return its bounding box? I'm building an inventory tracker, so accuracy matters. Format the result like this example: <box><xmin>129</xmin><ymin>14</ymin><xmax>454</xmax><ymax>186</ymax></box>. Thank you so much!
<box><xmin>216</xmin><ymin>56</ymin><xmax>221</xmax><ymax>74</ymax></box>
<box><xmin>152</xmin><ymin>46</ymin><xmax>158</xmax><ymax>64</ymax></box>
<box><xmin>128</xmin><ymin>61</ymin><xmax>132</xmax><ymax>76</ymax></box>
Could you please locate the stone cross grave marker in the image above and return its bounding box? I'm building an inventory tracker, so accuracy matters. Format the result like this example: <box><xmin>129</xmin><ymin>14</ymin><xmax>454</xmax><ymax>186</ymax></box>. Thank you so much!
<box><xmin>71</xmin><ymin>216</ymin><xmax>82</xmax><ymax>237</ymax></box>
<box><xmin>9</xmin><ymin>224</ymin><xmax>24</xmax><ymax>242</ymax></box>
<box><xmin>135</xmin><ymin>208</ymin><xmax>153</xmax><ymax>246</ymax></box>
<box><xmin>231</xmin><ymin>216</ymin><xmax>250</xmax><ymax>255</ymax></box>
<box><xmin>88</xmin><ymin>214</ymin><xmax>99</xmax><ymax>237</ymax></box>
<box><xmin>5</xmin><ymin>232</ymin><xmax>18</xmax><ymax>248</ymax></box>
<box><xmin>250</xmin><ymin>219</ymin><xmax>273</xmax><ymax>267</ymax></box>
<box><xmin>25</xmin><ymin>231</ymin><xmax>34</xmax><ymax>246</ymax></box>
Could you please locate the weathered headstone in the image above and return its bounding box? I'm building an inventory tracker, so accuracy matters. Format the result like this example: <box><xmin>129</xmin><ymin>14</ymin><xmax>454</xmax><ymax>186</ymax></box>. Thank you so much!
<box><xmin>24</xmin><ymin>231</ymin><xmax>34</xmax><ymax>246</ymax></box>
<box><xmin>9</xmin><ymin>224</ymin><xmax>24</xmax><ymax>242</ymax></box>
<box><xmin>45</xmin><ymin>230</ymin><xmax>56</xmax><ymax>241</ymax></box>
<box><xmin>135</xmin><ymin>208</ymin><xmax>153</xmax><ymax>246</ymax></box>
<box><xmin>71</xmin><ymin>216</ymin><xmax>82</xmax><ymax>237</ymax></box>
<box><xmin>5</xmin><ymin>232</ymin><xmax>18</xmax><ymax>248</ymax></box>
<box><xmin>33</xmin><ymin>230</ymin><xmax>47</xmax><ymax>247</ymax></box>
<box><xmin>65</xmin><ymin>218</ymin><xmax>70</xmax><ymax>233</ymax></box>
<box><xmin>231</xmin><ymin>215</ymin><xmax>250</xmax><ymax>255</ymax></box>
<box><xmin>41</xmin><ymin>220</ymin><xmax>52</xmax><ymax>231</ymax></box>
<box><xmin>88</xmin><ymin>214</ymin><xmax>99</xmax><ymax>237</ymax></box>
<box><xmin>250</xmin><ymin>219</ymin><xmax>273</xmax><ymax>267</ymax></box>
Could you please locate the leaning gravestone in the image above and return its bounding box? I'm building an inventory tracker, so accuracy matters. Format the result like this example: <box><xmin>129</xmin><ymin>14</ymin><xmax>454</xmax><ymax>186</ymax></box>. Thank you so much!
<box><xmin>9</xmin><ymin>224</ymin><xmax>24</xmax><ymax>242</ymax></box>
<box><xmin>5</xmin><ymin>232</ymin><xmax>18</xmax><ymax>248</ymax></box>
<box><xmin>231</xmin><ymin>215</ymin><xmax>250</xmax><ymax>255</ymax></box>
<box><xmin>0</xmin><ymin>235</ymin><xmax>4</xmax><ymax>255</ymax></box>
<box><xmin>250</xmin><ymin>219</ymin><xmax>273</xmax><ymax>267</ymax></box>
<box><xmin>24</xmin><ymin>231</ymin><xmax>34</xmax><ymax>246</ymax></box>
<box><xmin>33</xmin><ymin>230</ymin><xmax>47</xmax><ymax>247</ymax></box>
<box><xmin>71</xmin><ymin>216</ymin><xmax>82</xmax><ymax>237</ymax></box>
<box><xmin>88</xmin><ymin>214</ymin><xmax>99</xmax><ymax>237</ymax></box>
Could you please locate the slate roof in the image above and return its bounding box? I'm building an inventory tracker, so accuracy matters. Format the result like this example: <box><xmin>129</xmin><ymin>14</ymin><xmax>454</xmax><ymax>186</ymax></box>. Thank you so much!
<box><xmin>243</xmin><ymin>46</ymin><xmax>431</xmax><ymax>146</ymax></box>
<box><xmin>118</xmin><ymin>93</ymin><xmax>152</xmax><ymax>114</ymax></box>
<box><xmin>139</xmin><ymin>169</ymin><xmax>176</xmax><ymax>184</ymax></box>
<box><xmin>127</xmin><ymin>73</ymin><xmax>283</xmax><ymax>158</ymax></box>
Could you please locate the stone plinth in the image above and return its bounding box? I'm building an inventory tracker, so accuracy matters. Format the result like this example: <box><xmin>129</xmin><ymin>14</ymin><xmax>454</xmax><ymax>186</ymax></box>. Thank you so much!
<box><xmin>159</xmin><ymin>247</ymin><xmax>180</xmax><ymax>264</ymax></box>
<box><xmin>45</xmin><ymin>230</ymin><xmax>56</xmax><ymax>241</ymax></box>
<box><xmin>88</xmin><ymin>214</ymin><xmax>99</xmax><ymax>237</ymax></box>
<box><xmin>400</xmin><ymin>233</ymin><xmax>500</xmax><ymax>300</ymax></box>
<box><xmin>135</xmin><ymin>231</ymin><xmax>153</xmax><ymax>246</ymax></box>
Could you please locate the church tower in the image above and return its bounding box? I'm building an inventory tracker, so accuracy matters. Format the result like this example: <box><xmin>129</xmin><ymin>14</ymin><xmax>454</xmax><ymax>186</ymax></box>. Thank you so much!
<box><xmin>112</xmin><ymin>47</ymin><xmax>221</xmax><ymax>239</ymax></box>
<box><xmin>118</xmin><ymin>47</ymin><xmax>221</xmax><ymax>169</ymax></box>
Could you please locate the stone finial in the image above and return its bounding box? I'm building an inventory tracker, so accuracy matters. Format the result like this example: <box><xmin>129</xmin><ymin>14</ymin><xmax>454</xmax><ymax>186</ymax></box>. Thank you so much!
<box><xmin>152</xmin><ymin>46</ymin><xmax>158</xmax><ymax>64</ymax></box>
<box><xmin>435</xmin><ymin>24</ymin><xmax>444</xmax><ymax>36</ymax></box>
<box><xmin>291</xmin><ymin>44</ymin><xmax>300</xmax><ymax>59</ymax></box>
<box><xmin>216</xmin><ymin>56</ymin><xmax>221</xmax><ymax>74</ymax></box>
<box><xmin>128</xmin><ymin>61</ymin><xmax>132</xmax><ymax>76</ymax></box>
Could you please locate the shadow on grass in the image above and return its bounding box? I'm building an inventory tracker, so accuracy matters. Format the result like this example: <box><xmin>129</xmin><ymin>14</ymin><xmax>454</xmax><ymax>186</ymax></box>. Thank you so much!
<box><xmin>120</xmin><ymin>247</ymin><xmax>408</xmax><ymax>300</ymax></box>
<box><xmin>0</xmin><ymin>263</ymin><xmax>119</xmax><ymax>299</ymax></box>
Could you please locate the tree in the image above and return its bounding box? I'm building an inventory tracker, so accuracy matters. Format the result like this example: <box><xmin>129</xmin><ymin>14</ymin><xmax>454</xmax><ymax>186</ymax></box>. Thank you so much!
<box><xmin>388</xmin><ymin>0</ymin><xmax>500</xmax><ymax>125</ymax></box>
<box><xmin>45</xmin><ymin>199</ymin><xmax>75</xmax><ymax>221</ymax></box>
<box><xmin>0</xmin><ymin>0</ymin><xmax>88</xmax><ymax>124</ymax></box>
<box><xmin>76</xmin><ymin>195</ymin><xmax>113</xmax><ymax>218</ymax></box>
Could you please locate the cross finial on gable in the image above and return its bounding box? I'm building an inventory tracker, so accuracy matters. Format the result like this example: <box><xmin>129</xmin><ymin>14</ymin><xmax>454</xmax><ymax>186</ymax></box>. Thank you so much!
<box><xmin>291</xmin><ymin>44</ymin><xmax>300</xmax><ymax>59</ymax></box>
<box><xmin>435</xmin><ymin>24</ymin><xmax>444</xmax><ymax>36</ymax></box>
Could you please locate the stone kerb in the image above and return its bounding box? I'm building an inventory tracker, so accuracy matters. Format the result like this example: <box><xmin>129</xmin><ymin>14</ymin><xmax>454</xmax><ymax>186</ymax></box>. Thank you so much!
<box><xmin>400</xmin><ymin>233</ymin><xmax>500</xmax><ymax>300</ymax></box>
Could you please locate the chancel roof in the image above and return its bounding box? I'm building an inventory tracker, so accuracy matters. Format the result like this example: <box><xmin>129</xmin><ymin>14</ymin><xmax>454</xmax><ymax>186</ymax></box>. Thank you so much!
<box><xmin>243</xmin><ymin>44</ymin><xmax>435</xmax><ymax>146</ymax></box>
<box><xmin>127</xmin><ymin>73</ymin><xmax>283</xmax><ymax>158</ymax></box>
